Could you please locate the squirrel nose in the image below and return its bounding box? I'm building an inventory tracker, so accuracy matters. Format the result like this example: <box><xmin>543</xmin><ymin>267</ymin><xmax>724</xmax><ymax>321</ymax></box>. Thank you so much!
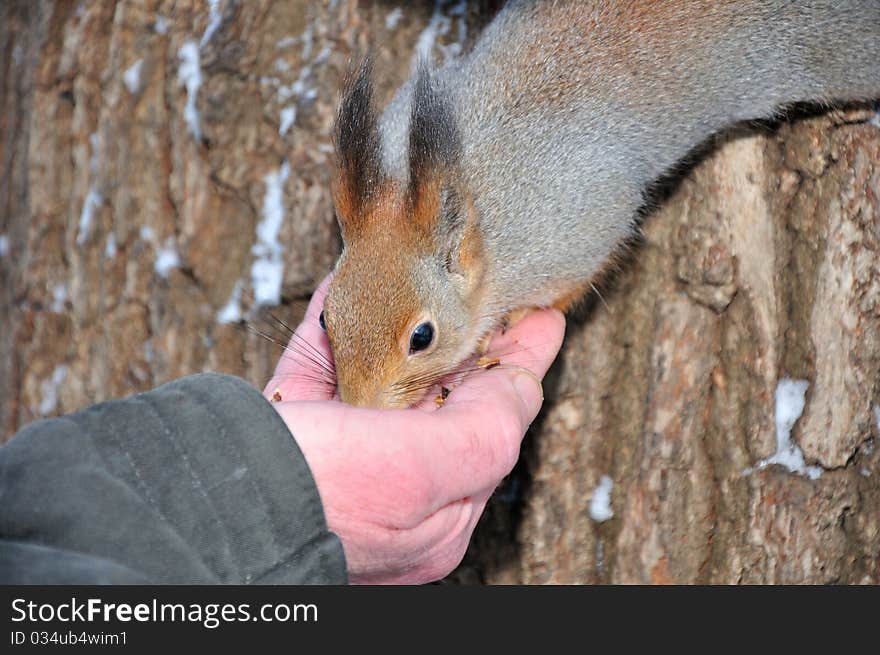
<box><xmin>338</xmin><ymin>384</ymin><xmax>384</xmax><ymax>409</ymax></box>
<box><xmin>339</xmin><ymin>383</ymin><xmax>406</xmax><ymax>409</ymax></box>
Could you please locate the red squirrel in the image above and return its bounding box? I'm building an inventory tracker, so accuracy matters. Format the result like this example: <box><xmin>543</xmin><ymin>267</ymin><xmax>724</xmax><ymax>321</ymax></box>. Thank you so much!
<box><xmin>320</xmin><ymin>0</ymin><xmax>880</xmax><ymax>408</ymax></box>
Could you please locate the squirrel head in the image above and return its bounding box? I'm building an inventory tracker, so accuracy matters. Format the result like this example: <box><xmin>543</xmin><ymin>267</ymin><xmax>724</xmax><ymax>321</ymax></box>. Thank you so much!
<box><xmin>324</xmin><ymin>59</ymin><xmax>486</xmax><ymax>408</ymax></box>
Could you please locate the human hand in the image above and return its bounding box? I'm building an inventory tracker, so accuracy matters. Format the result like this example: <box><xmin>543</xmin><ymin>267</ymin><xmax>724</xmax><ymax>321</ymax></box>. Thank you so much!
<box><xmin>264</xmin><ymin>275</ymin><xmax>565</xmax><ymax>584</ymax></box>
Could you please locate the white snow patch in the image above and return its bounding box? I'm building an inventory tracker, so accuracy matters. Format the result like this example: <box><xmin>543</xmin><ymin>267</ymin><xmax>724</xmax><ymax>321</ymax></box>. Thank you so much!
<box><xmin>251</xmin><ymin>258</ymin><xmax>284</xmax><ymax>308</ymax></box>
<box><xmin>870</xmin><ymin>113</ymin><xmax>880</xmax><ymax>129</ymax></box>
<box><xmin>123</xmin><ymin>58</ymin><xmax>143</xmax><ymax>94</ymax></box>
<box><xmin>0</xmin><ymin>235</ymin><xmax>8</xmax><ymax>257</ymax></box>
<box><xmin>139</xmin><ymin>225</ymin><xmax>155</xmax><ymax>242</ymax></box>
<box><xmin>415</xmin><ymin>8</ymin><xmax>446</xmax><ymax>60</ymax></box>
<box><xmin>276</xmin><ymin>47</ymin><xmax>331</xmax><ymax>102</ymax></box>
<box><xmin>300</xmin><ymin>24</ymin><xmax>314</xmax><ymax>60</ymax></box>
<box><xmin>217</xmin><ymin>280</ymin><xmax>244</xmax><ymax>324</ymax></box>
<box><xmin>39</xmin><ymin>365</ymin><xmax>69</xmax><ymax>415</ymax></box>
<box><xmin>274</xmin><ymin>58</ymin><xmax>291</xmax><ymax>73</ymax></box>
<box><xmin>385</xmin><ymin>7</ymin><xmax>403</xmax><ymax>30</ymax></box>
<box><xmin>143</xmin><ymin>341</ymin><xmax>156</xmax><ymax>364</ymax></box>
<box><xmin>447</xmin><ymin>0</ymin><xmax>467</xmax><ymax>15</ymax></box>
<box><xmin>256</xmin><ymin>163</ymin><xmax>289</xmax><ymax>247</ymax></box>
<box><xmin>251</xmin><ymin>162</ymin><xmax>290</xmax><ymax>306</ymax></box>
<box><xmin>154</xmin><ymin>15</ymin><xmax>169</xmax><ymax>34</ymax></box>
<box><xmin>589</xmin><ymin>475</ymin><xmax>614</xmax><ymax>522</ymax></box>
<box><xmin>88</xmin><ymin>132</ymin><xmax>100</xmax><ymax>173</ymax></box>
<box><xmin>50</xmin><ymin>284</ymin><xmax>68</xmax><ymax>313</ymax></box>
<box><xmin>276</xmin><ymin>83</ymin><xmax>294</xmax><ymax>102</ymax></box>
<box><xmin>745</xmin><ymin>378</ymin><xmax>823</xmax><ymax>480</ymax></box>
<box><xmin>276</xmin><ymin>36</ymin><xmax>297</xmax><ymax>49</ymax></box>
<box><xmin>154</xmin><ymin>238</ymin><xmax>181</xmax><ymax>278</ymax></box>
<box><xmin>104</xmin><ymin>232</ymin><xmax>117</xmax><ymax>259</ymax></box>
<box><xmin>272</xmin><ymin>29</ymin><xmax>331</xmax><ymax>133</ymax></box>
<box><xmin>77</xmin><ymin>134</ymin><xmax>102</xmax><ymax>246</ymax></box>
<box><xmin>201</xmin><ymin>0</ymin><xmax>223</xmax><ymax>47</ymax></box>
<box><xmin>279</xmin><ymin>106</ymin><xmax>296</xmax><ymax>136</ymax></box>
<box><xmin>76</xmin><ymin>189</ymin><xmax>103</xmax><ymax>246</ymax></box>
<box><xmin>874</xmin><ymin>405</ymin><xmax>880</xmax><ymax>435</ymax></box>
<box><xmin>414</xmin><ymin>0</ymin><xmax>468</xmax><ymax>66</ymax></box>
<box><xmin>177</xmin><ymin>41</ymin><xmax>203</xmax><ymax>140</ymax></box>
<box><xmin>314</xmin><ymin>46</ymin><xmax>332</xmax><ymax>66</ymax></box>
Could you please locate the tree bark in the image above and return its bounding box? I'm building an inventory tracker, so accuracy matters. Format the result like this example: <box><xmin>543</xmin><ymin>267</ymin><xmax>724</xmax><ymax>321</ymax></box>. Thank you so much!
<box><xmin>2</xmin><ymin>1</ymin><xmax>878</xmax><ymax>584</ymax></box>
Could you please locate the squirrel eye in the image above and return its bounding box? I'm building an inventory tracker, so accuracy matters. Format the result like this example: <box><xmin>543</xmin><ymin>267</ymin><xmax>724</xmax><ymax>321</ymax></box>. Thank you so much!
<box><xmin>319</xmin><ymin>310</ymin><xmax>326</xmax><ymax>331</ymax></box>
<box><xmin>409</xmin><ymin>322</ymin><xmax>434</xmax><ymax>354</ymax></box>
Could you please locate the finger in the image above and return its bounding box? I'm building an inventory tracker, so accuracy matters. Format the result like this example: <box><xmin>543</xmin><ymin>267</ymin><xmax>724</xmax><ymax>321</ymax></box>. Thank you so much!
<box><xmin>483</xmin><ymin>307</ymin><xmax>563</xmax><ymax>364</ymax></box>
<box><xmin>423</xmin><ymin>308</ymin><xmax>565</xmax><ymax>504</ymax></box>
<box><xmin>367</xmin><ymin>485</ymin><xmax>496</xmax><ymax>585</ymax></box>
<box><xmin>264</xmin><ymin>273</ymin><xmax>336</xmax><ymax>401</ymax></box>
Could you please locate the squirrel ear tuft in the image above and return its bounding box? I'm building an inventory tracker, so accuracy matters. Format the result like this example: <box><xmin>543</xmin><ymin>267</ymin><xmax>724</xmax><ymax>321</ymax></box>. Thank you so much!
<box><xmin>407</xmin><ymin>60</ymin><xmax>461</xmax><ymax>235</ymax></box>
<box><xmin>408</xmin><ymin>60</ymin><xmax>459</xmax><ymax>190</ymax></box>
<box><xmin>332</xmin><ymin>57</ymin><xmax>381</xmax><ymax>232</ymax></box>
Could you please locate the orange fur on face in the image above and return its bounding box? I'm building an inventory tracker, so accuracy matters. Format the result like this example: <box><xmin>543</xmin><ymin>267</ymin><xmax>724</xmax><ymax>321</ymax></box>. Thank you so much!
<box><xmin>333</xmin><ymin>165</ymin><xmax>445</xmax><ymax>244</ymax></box>
<box><xmin>325</xmin><ymin>229</ymin><xmax>420</xmax><ymax>407</ymax></box>
<box><xmin>327</xmin><ymin>170</ymin><xmax>429</xmax><ymax>407</ymax></box>
<box><xmin>327</xmin><ymin>161</ymin><xmax>486</xmax><ymax>408</ymax></box>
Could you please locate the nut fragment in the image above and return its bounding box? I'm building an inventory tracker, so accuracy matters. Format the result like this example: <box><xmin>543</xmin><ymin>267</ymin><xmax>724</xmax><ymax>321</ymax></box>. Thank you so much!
<box><xmin>477</xmin><ymin>356</ymin><xmax>501</xmax><ymax>370</ymax></box>
<box><xmin>434</xmin><ymin>386</ymin><xmax>451</xmax><ymax>408</ymax></box>
<box><xmin>271</xmin><ymin>388</ymin><xmax>282</xmax><ymax>402</ymax></box>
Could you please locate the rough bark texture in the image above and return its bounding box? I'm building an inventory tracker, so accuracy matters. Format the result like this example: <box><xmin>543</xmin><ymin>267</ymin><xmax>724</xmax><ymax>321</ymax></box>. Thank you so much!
<box><xmin>1</xmin><ymin>1</ymin><xmax>878</xmax><ymax>584</ymax></box>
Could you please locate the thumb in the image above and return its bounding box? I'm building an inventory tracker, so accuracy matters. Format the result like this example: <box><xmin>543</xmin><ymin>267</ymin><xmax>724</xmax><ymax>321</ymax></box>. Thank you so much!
<box><xmin>423</xmin><ymin>308</ymin><xmax>565</xmax><ymax>504</ymax></box>
<box><xmin>263</xmin><ymin>273</ymin><xmax>336</xmax><ymax>401</ymax></box>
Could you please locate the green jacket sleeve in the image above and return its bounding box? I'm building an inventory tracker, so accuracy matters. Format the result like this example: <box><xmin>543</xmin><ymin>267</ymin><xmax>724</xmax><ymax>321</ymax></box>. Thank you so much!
<box><xmin>0</xmin><ymin>372</ymin><xmax>347</xmax><ymax>584</ymax></box>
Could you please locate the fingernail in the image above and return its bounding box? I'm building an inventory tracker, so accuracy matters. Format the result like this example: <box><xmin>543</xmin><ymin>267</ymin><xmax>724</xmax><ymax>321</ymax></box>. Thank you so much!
<box><xmin>513</xmin><ymin>370</ymin><xmax>544</xmax><ymax>407</ymax></box>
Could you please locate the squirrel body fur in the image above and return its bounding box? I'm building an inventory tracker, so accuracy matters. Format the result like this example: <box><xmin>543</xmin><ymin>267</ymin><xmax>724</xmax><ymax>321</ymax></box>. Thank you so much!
<box><xmin>324</xmin><ymin>0</ymin><xmax>880</xmax><ymax>408</ymax></box>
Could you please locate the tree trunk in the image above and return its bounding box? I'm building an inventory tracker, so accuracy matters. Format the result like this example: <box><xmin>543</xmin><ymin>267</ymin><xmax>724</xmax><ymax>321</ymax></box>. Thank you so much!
<box><xmin>2</xmin><ymin>1</ymin><xmax>878</xmax><ymax>584</ymax></box>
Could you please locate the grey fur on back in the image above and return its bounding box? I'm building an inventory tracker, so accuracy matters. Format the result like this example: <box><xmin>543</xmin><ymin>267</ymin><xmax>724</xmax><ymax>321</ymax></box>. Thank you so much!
<box><xmin>379</xmin><ymin>0</ymin><xmax>880</xmax><ymax>320</ymax></box>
